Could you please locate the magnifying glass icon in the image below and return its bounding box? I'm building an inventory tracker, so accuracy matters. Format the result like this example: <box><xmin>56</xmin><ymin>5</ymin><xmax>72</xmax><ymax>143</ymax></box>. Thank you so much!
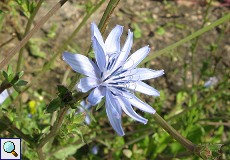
<box><xmin>3</xmin><ymin>141</ymin><xmax>18</xmax><ymax>157</ymax></box>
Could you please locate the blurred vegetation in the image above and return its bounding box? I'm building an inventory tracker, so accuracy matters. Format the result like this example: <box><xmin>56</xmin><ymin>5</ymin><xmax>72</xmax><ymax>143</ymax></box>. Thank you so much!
<box><xmin>0</xmin><ymin>0</ymin><xmax>229</xmax><ymax>159</ymax></box>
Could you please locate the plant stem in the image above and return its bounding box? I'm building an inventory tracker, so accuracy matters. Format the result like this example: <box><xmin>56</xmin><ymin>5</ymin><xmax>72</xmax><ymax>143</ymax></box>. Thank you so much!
<box><xmin>98</xmin><ymin>0</ymin><xmax>120</xmax><ymax>34</ymax></box>
<box><xmin>70</xmin><ymin>0</ymin><xmax>120</xmax><ymax>89</ymax></box>
<box><xmin>37</xmin><ymin>107</ymin><xmax>69</xmax><ymax>148</ymax></box>
<box><xmin>141</xmin><ymin>13</ymin><xmax>230</xmax><ymax>64</ymax></box>
<box><xmin>16</xmin><ymin>0</ymin><xmax>44</xmax><ymax>72</ymax></box>
<box><xmin>0</xmin><ymin>0</ymin><xmax>68</xmax><ymax>70</ymax></box>
<box><xmin>153</xmin><ymin>113</ymin><xmax>196</xmax><ymax>152</ymax></box>
<box><xmin>191</xmin><ymin>0</ymin><xmax>212</xmax><ymax>86</ymax></box>
<box><xmin>36</xmin><ymin>106</ymin><xmax>69</xmax><ymax>159</ymax></box>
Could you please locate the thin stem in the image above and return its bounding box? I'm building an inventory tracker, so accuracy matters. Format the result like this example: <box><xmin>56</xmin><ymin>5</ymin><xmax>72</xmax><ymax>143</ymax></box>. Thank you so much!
<box><xmin>141</xmin><ymin>13</ymin><xmax>230</xmax><ymax>64</ymax></box>
<box><xmin>0</xmin><ymin>0</ymin><xmax>68</xmax><ymax>69</ymax></box>
<box><xmin>70</xmin><ymin>0</ymin><xmax>120</xmax><ymax>90</ymax></box>
<box><xmin>98</xmin><ymin>0</ymin><xmax>120</xmax><ymax>34</ymax></box>
<box><xmin>153</xmin><ymin>113</ymin><xmax>196</xmax><ymax>152</ymax></box>
<box><xmin>16</xmin><ymin>0</ymin><xmax>44</xmax><ymax>72</ymax></box>
<box><xmin>37</xmin><ymin>107</ymin><xmax>69</xmax><ymax>149</ymax></box>
<box><xmin>86</xmin><ymin>0</ymin><xmax>120</xmax><ymax>56</ymax></box>
<box><xmin>191</xmin><ymin>0</ymin><xmax>212</xmax><ymax>85</ymax></box>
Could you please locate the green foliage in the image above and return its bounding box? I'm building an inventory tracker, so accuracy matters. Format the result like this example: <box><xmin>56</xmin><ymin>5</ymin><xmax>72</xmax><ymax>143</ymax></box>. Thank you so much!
<box><xmin>16</xmin><ymin>0</ymin><xmax>36</xmax><ymax>18</ymax></box>
<box><xmin>131</xmin><ymin>23</ymin><xmax>142</xmax><ymax>39</ymax></box>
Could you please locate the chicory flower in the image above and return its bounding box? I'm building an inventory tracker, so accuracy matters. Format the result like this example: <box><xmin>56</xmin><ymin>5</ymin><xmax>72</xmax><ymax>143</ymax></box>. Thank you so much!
<box><xmin>63</xmin><ymin>23</ymin><xmax>164</xmax><ymax>136</ymax></box>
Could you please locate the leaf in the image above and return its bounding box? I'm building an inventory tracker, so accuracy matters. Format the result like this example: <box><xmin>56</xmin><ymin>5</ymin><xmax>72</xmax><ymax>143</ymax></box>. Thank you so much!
<box><xmin>53</xmin><ymin>145</ymin><xmax>82</xmax><ymax>160</ymax></box>
<box><xmin>156</xmin><ymin>27</ymin><xmax>166</xmax><ymax>35</ymax></box>
<box><xmin>18</xmin><ymin>71</ymin><xmax>24</xmax><ymax>78</ymax></box>
<box><xmin>7</xmin><ymin>65</ymin><xmax>13</xmax><ymax>76</ymax></box>
<box><xmin>57</xmin><ymin>85</ymin><xmax>69</xmax><ymax>94</ymax></box>
<box><xmin>57</xmin><ymin>85</ymin><xmax>72</xmax><ymax>103</ymax></box>
<box><xmin>15</xmin><ymin>80</ymin><xmax>28</xmax><ymax>86</ymax></box>
<box><xmin>46</xmin><ymin>98</ymin><xmax>62</xmax><ymax>113</ymax></box>
<box><xmin>132</xmin><ymin>23</ymin><xmax>142</xmax><ymax>39</ymax></box>
<box><xmin>96</xmin><ymin>98</ymin><xmax>105</xmax><ymax>111</ymax></box>
<box><xmin>2</xmin><ymin>71</ymin><xmax>8</xmax><ymax>80</ymax></box>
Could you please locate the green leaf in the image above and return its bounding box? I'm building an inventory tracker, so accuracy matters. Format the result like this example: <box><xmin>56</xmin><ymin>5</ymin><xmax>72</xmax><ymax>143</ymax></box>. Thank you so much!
<box><xmin>57</xmin><ymin>85</ymin><xmax>72</xmax><ymax>103</ymax></box>
<box><xmin>57</xmin><ymin>85</ymin><xmax>69</xmax><ymax>94</ymax></box>
<box><xmin>132</xmin><ymin>23</ymin><xmax>142</xmax><ymax>39</ymax></box>
<box><xmin>96</xmin><ymin>98</ymin><xmax>105</xmax><ymax>111</ymax></box>
<box><xmin>15</xmin><ymin>80</ymin><xmax>28</xmax><ymax>86</ymax></box>
<box><xmin>18</xmin><ymin>71</ymin><xmax>24</xmax><ymax>78</ymax></box>
<box><xmin>2</xmin><ymin>71</ymin><xmax>8</xmax><ymax>80</ymax></box>
<box><xmin>53</xmin><ymin>145</ymin><xmax>82</xmax><ymax>160</ymax></box>
<box><xmin>46</xmin><ymin>98</ymin><xmax>62</xmax><ymax>113</ymax></box>
<box><xmin>156</xmin><ymin>27</ymin><xmax>165</xmax><ymax>35</ymax></box>
<box><xmin>7</xmin><ymin>65</ymin><xmax>13</xmax><ymax>76</ymax></box>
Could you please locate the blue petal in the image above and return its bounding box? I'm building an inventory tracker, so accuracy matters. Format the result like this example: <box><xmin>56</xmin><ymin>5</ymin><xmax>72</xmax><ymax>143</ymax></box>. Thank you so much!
<box><xmin>122</xmin><ymin>92</ymin><xmax>155</xmax><ymax>114</ymax></box>
<box><xmin>123</xmin><ymin>46</ymin><xmax>150</xmax><ymax>70</ymax></box>
<box><xmin>111</xmin><ymin>30</ymin><xmax>133</xmax><ymax>73</ymax></box>
<box><xmin>77</xmin><ymin>77</ymin><xmax>100</xmax><ymax>92</ymax></box>
<box><xmin>105</xmin><ymin>89</ymin><xmax>124</xmax><ymax>136</ymax></box>
<box><xmin>91</xmin><ymin>22</ymin><xmax>105</xmax><ymax>50</ymax></box>
<box><xmin>92</xmin><ymin>36</ymin><xmax>106</xmax><ymax>72</ymax></box>
<box><xmin>105</xmin><ymin>25</ymin><xmax>123</xmax><ymax>55</ymax></box>
<box><xmin>87</xmin><ymin>86</ymin><xmax>105</xmax><ymax>105</ymax></box>
<box><xmin>117</xmin><ymin>96</ymin><xmax>147</xmax><ymax>124</ymax></box>
<box><xmin>63</xmin><ymin>52</ymin><xmax>100</xmax><ymax>78</ymax></box>
<box><xmin>126</xmin><ymin>81</ymin><xmax>160</xmax><ymax>96</ymax></box>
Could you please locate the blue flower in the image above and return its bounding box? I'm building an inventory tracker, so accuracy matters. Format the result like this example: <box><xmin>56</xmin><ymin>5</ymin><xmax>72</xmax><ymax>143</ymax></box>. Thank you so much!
<box><xmin>0</xmin><ymin>89</ymin><xmax>9</xmax><ymax>105</ymax></box>
<box><xmin>63</xmin><ymin>22</ymin><xmax>164</xmax><ymax>136</ymax></box>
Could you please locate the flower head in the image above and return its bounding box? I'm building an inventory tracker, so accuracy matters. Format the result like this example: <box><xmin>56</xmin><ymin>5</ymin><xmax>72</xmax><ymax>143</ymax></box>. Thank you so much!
<box><xmin>63</xmin><ymin>22</ymin><xmax>164</xmax><ymax>136</ymax></box>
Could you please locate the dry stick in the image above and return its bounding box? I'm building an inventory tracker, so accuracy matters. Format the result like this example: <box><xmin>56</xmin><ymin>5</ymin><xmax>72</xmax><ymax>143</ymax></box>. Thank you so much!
<box><xmin>0</xmin><ymin>0</ymin><xmax>69</xmax><ymax>70</ymax></box>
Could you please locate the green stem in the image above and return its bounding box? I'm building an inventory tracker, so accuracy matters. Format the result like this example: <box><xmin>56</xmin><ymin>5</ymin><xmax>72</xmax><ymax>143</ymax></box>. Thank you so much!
<box><xmin>141</xmin><ymin>13</ymin><xmax>230</xmax><ymax>64</ymax></box>
<box><xmin>0</xmin><ymin>0</ymin><xmax>68</xmax><ymax>70</ymax></box>
<box><xmin>153</xmin><ymin>113</ymin><xmax>196</xmax><ymax>152</ymax></box>
<box><xmin>37</xmin><ymin>107</ymin><xmax>69</xmax><ymax>149</ymax></box>
<box><xmin>71</xmin><ymin>0</ymin><xmax>120</xmax><ymax>89</ymax></box>
<box><xmin>98</xmin><ymin>0</ymin><xmax>120</xmax><ymax>34</ymax></box>
<box><xmin>16</xmin><ymin>0</ymin><xmax>44</xmax><ymax>72</ymax></box>
<box><xmin>191</xmin><ymin>0</ymin><xmax>212</xmax><ymax>86</ymax></box>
